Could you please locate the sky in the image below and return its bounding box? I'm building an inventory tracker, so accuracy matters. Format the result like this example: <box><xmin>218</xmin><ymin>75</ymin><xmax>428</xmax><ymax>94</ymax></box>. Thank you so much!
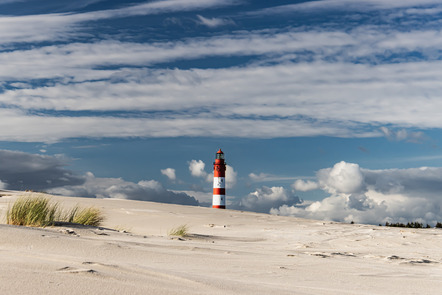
<box><xmin>1</xmin><ymin>0</ymin><xmax>442</xmax><ymax>225</ymax></box>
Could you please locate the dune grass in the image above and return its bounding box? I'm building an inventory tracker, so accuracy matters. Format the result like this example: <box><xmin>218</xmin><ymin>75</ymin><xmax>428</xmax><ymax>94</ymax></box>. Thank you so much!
<box><xmin>6</xmin><ymin>195</ymin><xmax>104</xmax><ymax>227</ymax></box>
<box><xmin>65</xmin><ymin>206</ymin><xmax>104</xmax><ymax>227</ymax></box>
<box><xmin>6</xmin><ymin>196</ymin><xmax>59</xmax><ymax>227</ymax></box>
<box><xmin>168</xmin><ymin>224</ymin><xmax>189</xmax><ymax>237</ymax></box>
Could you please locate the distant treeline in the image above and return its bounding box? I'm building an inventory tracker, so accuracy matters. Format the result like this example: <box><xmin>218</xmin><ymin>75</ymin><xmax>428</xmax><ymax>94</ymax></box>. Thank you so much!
<box><xmin>379</xmin><ymin>222</ymin><xmax>442</xmax><ymax>229</ymax></box>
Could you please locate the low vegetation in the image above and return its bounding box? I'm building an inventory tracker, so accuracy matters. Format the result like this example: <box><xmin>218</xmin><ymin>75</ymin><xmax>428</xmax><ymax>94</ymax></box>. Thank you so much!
<box><xmin>6</xmin><ymin>195</ymin><xmax>104</xmax><ymax>227</ymax></box>
<box><xmin>63</xmin><ymin>206</ymin><xmax>104</xmax><ymax>227</ymax></box>
<box><xmin>381</xmin><ymin>221</ymin><xmax>440</xmax><ymax>229</ymax></box>
<box><xmin>6</xmin><ymin>196</ymin><xmax>59</xmax><ymax>227</ymax></box>
<box><xmin>168</xmin><ymin>224</ymin><xmax>189</xmax><ymax>237</ymax></box>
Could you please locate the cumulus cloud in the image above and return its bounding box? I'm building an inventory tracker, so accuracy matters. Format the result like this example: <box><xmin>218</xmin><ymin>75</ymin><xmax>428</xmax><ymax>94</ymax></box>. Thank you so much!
<box><xmin>272</xmin><ymin>161</ymin><xmax>442</xmax><ymax>225</ymax></box>
<box><xmin>48</xmin><ymin>172</ymin><xmax>199</xmax><ymax>206</ymax></box>
<box><xmin>161</xmin><ymin>168</ymin><xmax>176</xmax><ymax>181</ymax></box>
<box><xmin>189</xmin><ymin>160</ymin><xmax>208</xmax><ymax>178</ymax></box>
<box><xmin>234</xmin><ymin>186</ymin><xmax>301</xmax><ymax>213</ymax></box>
<box><xmin>317</xmin><ymin>161</ymin><xmax>365</xmax><ymax>194</ymax></box>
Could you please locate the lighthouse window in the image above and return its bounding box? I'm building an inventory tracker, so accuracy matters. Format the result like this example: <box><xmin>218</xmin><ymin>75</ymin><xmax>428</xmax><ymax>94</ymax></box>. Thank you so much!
<box><xmin>216</xmin><ymin>153</ymin><xmax>224</xmax><ymax>160</ymax></box>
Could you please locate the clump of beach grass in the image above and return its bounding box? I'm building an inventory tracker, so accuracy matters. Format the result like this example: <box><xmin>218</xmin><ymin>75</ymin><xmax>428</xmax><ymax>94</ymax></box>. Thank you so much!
<box><xmin>6</xmin><ymin>195</ymin><xmax>104</xmax><ymax>227</ymax></box>
<box><xmin>6</xmin><ymin>195</ymin><xmax>59</xmax><ymax>227</ymax></box>
<box><xmin>64</xmin><ymin>206</ymin><xmax>104</xmax><ymax>227</ymax></box>
<box><xmin>168</xmin><ymin>224</ymin><xmax>189</xmax><ymax>237</ymax></box>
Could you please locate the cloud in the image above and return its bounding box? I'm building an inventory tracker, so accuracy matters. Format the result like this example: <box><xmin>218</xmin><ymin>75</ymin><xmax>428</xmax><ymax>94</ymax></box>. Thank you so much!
<box><xmin>2</xmin><ymin>58</ymin><xmax>442</xmax><ymax>141</ymax></box>
<box><xmin>176</xmin><ymin>190</ymin><xmax>212</xmax><ymax>205</ymax></box>
<box><xmin>226</xmin><ymin>165</ymin><xmax>237</xmax><ymax>188</ymax></box>
<box><xmin>317</xmin><ymin>161</ymin><xmax>365</xmax><ymax>194</ymax></box>
<box><xmin>0</xmin><ymin>0</ymin><xmax>238</xmax><ymax>44</ymax></box>
<box><xmin>292</xmin><ymin>179</ymin><xmax>319</xmax><ymax>192</ymax></box>
<box><xmin>0</xmin><ymin>180</ymin><xmax>7</xmax><ymax>190</ymax></box>
<box><xmin>189</xmin><ymin>160</ymin><xmax>208</xmax><ymax>178</ymax></box>
<box><xmin>249</xmin><ymin>173</ymin><xmax>272</xmax><ymax>182</ymax></box>
<box><xmin>233</xmin><ymin>186</ymin><xmax>301</xmax><ymax>213</ymax></box>
<box><xmin>189</xmin><ymin>159</ymin><xmax>237</xmax><ymax>188</ymax></box>
<box><xmin>1</xmin><ymin>2</ymin><xmax>442</xmax><ymax>142</ymax></box>
<box><xmin>380</xmin><ymin>127</ymin><xmax>426</xmax><ymax>143</ymax></box>
<box><xmin>161</xmin><ymin>168</ymin><xmax>176</xmax><ymax>181</ymax></box>
<box><xmin>249</xmin><ymin>172</ymin><xmax>297</xmax><ymax>182</ymax></box>
<box><xmin>0</xmin><ymin>149</ymin><xmax>84</xmax><ymax>190</ymax></box>
<box><xmin>196</xmin><ymin>15</ymin><xmax>234</xmax><ymax>27</ymax></box>
<box><xmin>272</xmin><ymin>162</ymin><xmax>442</xmax><ymax>225</ymax></box>
<box><xmin>48</xmin><ymin>172</ymin><xmax>199</xmax><ymax>206</ymax></box>
<box><xmin>0</xmin><ymin>149</ymin><xmax>198</xmax><ymax>206</ymax></box>
<box><xmin>252</xmin><ymin>0</ymin><xmax>442</xmax><ymax>16</ymax></box>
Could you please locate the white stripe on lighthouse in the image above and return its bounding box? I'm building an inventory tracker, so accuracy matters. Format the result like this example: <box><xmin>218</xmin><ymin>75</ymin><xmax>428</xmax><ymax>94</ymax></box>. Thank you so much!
<box><xmin>213</xmin><ymin>177</ymin><xmax>225</xmax><ymax>188</ymax></box>
<box><xmin>212</xmin><ymin>195</ymin><xmax>225</xmax><ymax>206</ymax></box>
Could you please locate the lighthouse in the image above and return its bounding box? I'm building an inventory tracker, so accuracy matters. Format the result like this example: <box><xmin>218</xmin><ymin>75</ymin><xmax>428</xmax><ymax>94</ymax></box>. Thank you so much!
<box><xmin>213</xmin><ymin>149</ymin><xmax>226</xmax><ymax>209</ymax></box>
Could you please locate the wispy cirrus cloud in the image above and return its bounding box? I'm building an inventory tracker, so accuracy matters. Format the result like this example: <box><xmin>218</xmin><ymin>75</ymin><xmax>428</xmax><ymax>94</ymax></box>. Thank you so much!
<box><xmin>249</xmin><ymin>172</ymin><xmax>299</xmax><ymax>183</ymax></box>
<box><xmin>1</xmin><ymin>1</ymin><xmax>442</xmax><ymax>142</ymax></box>
<box><xmin>252</xmin><ymin>0</ymin><xmax>442</xmax><ymax>15</ymax></box>
<box><xmin>196</xmin><ymin>15</ymin><xmax>235</xmax><ymax>27</ymax></box>
<box><xmin>3</xmin><ymin>58</ymin><xmax>442</xmax><ymax>140</ymax></box>
<box><xmin>0</xmin><ymin>0</ymin><xmax>239</xmax><ymax>44</ymax></box>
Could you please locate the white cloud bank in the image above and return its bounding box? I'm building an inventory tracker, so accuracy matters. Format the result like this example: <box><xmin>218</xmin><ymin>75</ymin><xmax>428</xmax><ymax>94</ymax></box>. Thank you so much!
<box><xmin>0</xmin><ymin>150</ymin><xmax>198</xmax><ymax>205</ymax></box>
<box><xmin>234</xmin><ymin>186</ymin><xmax>301</xmax><ymax>213</ymax></box>
<box><xmin>48</xmin><ymin>172</ymin><xmax>198</xmax><ymax>205</ymax></box>
<box><xmin>271</xmin><ymin>161</ymin><xmax>442</xmax><ymax>225</ymax></box>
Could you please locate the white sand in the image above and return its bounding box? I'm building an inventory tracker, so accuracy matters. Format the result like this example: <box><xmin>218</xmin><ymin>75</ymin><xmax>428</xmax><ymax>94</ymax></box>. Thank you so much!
<box><xmin>0</xmin><ymin>191</ymin><xmax>441</xmax><ymax>294</ymax></box>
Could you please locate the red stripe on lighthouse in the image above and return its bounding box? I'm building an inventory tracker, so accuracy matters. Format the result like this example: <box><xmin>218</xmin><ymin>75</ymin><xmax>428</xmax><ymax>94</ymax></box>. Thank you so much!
<box><xmin>213</xmin><ymin>188</ymin><xmax>225</xmax><ymax>195</ymax></box>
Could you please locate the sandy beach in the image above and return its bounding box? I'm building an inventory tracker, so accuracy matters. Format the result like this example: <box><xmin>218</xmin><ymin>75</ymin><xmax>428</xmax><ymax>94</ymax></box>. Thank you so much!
<box><xmin>0</xmin><ymin>191</ymin><xmax>441</xmax><ymax>294</ymax></box>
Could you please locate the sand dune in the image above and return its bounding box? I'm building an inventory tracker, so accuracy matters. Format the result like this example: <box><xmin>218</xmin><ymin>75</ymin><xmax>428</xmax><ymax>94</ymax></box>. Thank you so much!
<box><xmin>0</xmin><ymin>191</ymin><xmax>441</xmax><ymax>294</ymax></box>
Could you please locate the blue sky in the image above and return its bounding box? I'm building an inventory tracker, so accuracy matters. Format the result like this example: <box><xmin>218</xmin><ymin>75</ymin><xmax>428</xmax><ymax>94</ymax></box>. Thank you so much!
<box><xmin>2</xmin><ymin>0</ymin><xmax>442</xmax><ymax>224</ymax></box>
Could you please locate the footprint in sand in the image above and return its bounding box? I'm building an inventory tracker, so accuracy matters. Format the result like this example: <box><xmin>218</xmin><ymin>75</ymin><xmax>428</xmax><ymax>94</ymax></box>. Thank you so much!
<box><xmin>57</xmin><ymin>266</ymin><xmax>98</xmax><ymax>274</ymax></box>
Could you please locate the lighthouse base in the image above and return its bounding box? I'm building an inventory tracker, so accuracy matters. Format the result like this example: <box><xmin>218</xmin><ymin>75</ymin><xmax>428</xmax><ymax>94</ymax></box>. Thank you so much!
<box><xmin>212</xmin><ymin>195</ymin><xmax>226</xmax><ymax>209</ymax></box>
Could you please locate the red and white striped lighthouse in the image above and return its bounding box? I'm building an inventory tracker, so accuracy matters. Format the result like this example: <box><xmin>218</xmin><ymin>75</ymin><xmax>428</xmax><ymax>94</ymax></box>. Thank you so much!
<box><xmin>213</xmin><ymin>149</ymin><xmax>226</xmax><ymax>209</ymax></box>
